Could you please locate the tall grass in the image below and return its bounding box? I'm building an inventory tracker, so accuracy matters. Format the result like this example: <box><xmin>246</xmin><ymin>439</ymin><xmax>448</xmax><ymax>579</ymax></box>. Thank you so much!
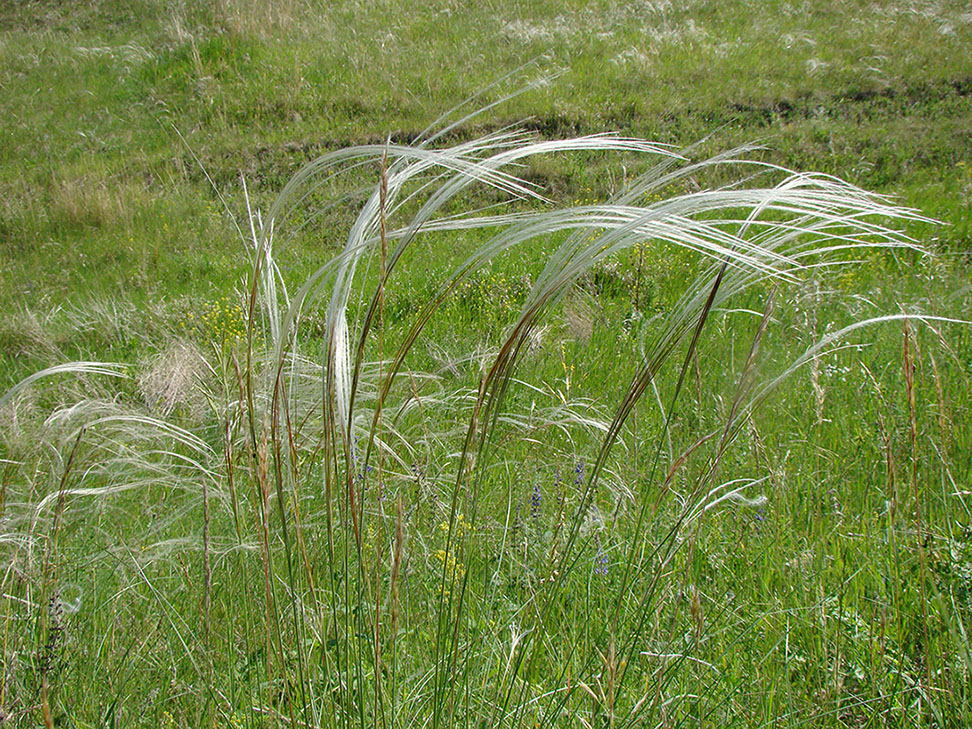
<box><xmin>3</xmin><ymin>112</ymin><xmax>965</xmax><ymax>727</ymax></box>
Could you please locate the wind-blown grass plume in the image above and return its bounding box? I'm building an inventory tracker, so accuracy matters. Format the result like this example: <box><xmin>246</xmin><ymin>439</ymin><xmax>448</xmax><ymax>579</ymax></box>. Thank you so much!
<box><xmin>241</xmin><ymin>127</ymin><xmax>935</xmax><ymax>727</ymax></box>
<box><xmin>2</xmin><ymin>122</ymin><xmax>958</xmax><ymax>728</ymax></box>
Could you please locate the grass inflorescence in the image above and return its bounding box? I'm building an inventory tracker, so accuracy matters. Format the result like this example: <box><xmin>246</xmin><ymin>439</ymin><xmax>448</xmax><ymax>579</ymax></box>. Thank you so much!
<box><xmin>2</xmin><ymin>2</ymin><xmax>972</xmax><ymax>725</ymax></box>
<box><xmin>2</xmin><ymin>103</ymin><xmax>970</xmax><ymax>727</ymax></box>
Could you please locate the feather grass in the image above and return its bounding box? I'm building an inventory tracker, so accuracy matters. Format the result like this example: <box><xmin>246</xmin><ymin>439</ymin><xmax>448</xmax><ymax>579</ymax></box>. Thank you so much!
<box><xmin>2</xmin><ymin>122</ymin><xmax>963</xmax><ymax>727</ymax></box>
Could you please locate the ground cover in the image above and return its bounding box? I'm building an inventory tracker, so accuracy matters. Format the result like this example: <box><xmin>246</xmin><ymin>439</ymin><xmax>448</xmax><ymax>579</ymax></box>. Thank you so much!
<box><xmin>1</xmin><ymin>1</ymin><xmax>971</xmax><ymax>727</ymax></box>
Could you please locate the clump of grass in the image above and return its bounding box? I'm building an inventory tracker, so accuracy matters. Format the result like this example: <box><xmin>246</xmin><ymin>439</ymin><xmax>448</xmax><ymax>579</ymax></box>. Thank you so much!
<box><xmin>136</xmin><ymin>338</ymin><xmax>207</xmax><ymax>418</ymax></box>
<box><xmin>3</xmin><ymin>104</ymin><xmax>969</xmax><ymax>727</ymax></box>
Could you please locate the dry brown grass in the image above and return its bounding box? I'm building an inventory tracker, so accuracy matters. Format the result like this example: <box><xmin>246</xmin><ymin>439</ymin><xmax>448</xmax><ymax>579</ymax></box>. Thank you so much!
<box><xmin>137</xmin><ymin>338</ymin><xmax>207</xmax><ymax>419</ymax></box>
<box><xmin>48</xmin><ymin>174</ymin><xmax>147</xmax><ymax>231</ymax></box>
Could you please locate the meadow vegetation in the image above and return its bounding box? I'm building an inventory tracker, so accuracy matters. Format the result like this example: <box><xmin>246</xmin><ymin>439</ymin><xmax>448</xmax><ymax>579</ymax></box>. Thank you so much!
<box><xmin>1</xmin><ymin>1</ymin><xmax>972</xmax><ymax>727</ymax></box>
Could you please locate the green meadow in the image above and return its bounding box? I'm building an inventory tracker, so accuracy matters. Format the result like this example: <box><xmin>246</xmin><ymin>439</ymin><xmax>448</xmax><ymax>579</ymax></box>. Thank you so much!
<box><xmin>1</xmin><ymin>1</ymin><xmax>971</xmax><ymax>727</ymax></box>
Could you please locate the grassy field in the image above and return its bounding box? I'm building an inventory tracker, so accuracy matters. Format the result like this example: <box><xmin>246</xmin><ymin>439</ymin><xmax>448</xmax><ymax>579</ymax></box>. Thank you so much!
<box><xmin>2</xmin><ymin>1</ymin><xmax>972</xmax><ymax>727</ymax></box>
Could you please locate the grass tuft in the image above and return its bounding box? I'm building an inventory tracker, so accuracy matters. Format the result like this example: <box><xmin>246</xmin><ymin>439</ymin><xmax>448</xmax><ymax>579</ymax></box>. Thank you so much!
<box><xmin>2</xmin><ymin>117</ymin><xmax>970</xmax><ymax>727</ymax></box>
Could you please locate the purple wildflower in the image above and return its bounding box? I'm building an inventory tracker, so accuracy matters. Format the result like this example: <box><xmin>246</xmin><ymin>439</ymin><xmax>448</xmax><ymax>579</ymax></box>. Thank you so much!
<box><xmin>595</xmin><ymin>551</ymin><xmax>609</xmax><ymax>576</ymax></box>
<box><xmin>574</xmin><ymin>459</ymin><xmax>585</xmax><ymax>486</ymax></box>
<box><xmin>531</xmin><ymin>482</ymin><xmax>542</xmax><ymax>522</ymax></box>
<box><xmin>593</xmin><ymin>533</ymin><xmax>609</xmax><ymax>577</ymax></box>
